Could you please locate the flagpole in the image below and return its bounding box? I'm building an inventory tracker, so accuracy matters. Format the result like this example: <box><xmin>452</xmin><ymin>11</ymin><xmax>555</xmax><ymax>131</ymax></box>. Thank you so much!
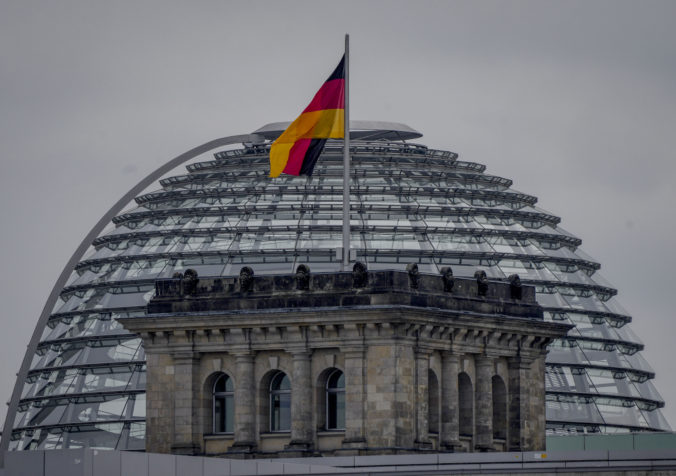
<box><xmin>342</xmin><ymin>34</ymin><xmax>350</xmax><ymax>270</ymax></box>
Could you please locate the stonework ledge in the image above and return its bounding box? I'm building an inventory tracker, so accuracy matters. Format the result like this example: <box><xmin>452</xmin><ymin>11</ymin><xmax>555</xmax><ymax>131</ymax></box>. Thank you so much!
<box><xmin>146</xmin><ymin>268</ymin><xmax>543</xmax><ymax>321</ymax></box>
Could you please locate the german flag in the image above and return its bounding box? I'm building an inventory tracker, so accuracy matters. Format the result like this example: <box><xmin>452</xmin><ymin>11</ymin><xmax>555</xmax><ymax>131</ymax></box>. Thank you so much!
<box><xmin>269</xmin><ymin>56</ymin><xmax>345</xmax><ymax>177</ymax></box>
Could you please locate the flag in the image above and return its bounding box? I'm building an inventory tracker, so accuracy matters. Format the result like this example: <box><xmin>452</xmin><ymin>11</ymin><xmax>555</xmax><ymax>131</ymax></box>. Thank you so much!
<box><xmin>269</xmin><ymin>56</ymin><xmax>345</xmax><ymax>177</ymax></box>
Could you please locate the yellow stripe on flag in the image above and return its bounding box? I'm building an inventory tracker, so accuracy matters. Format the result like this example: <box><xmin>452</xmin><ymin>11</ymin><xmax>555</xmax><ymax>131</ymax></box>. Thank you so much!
<box><xmin>270</xmin><ymin>109</ymin><xmax>344</xmax><ymax>177</ymax></box>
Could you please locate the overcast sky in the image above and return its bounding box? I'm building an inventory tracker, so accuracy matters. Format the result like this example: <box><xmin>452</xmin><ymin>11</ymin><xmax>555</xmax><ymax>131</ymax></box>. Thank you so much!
<box><xmin>1</xmin><ymin>0</ymin><xmax>675</xmax><ymax>430</ymax></box>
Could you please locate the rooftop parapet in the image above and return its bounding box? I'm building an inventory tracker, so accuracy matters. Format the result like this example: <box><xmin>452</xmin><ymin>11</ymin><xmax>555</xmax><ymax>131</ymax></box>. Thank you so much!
<box><xmin>147</xmin><ymin>264</ymin><xmax>543</xmax><ymax>321</ymax></box>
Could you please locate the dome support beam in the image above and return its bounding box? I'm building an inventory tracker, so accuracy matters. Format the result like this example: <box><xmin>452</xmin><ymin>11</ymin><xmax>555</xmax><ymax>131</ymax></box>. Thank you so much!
<box><xmin>0</xmin><ymin>134</ymin><xmax>263</xmax><ymax>459</ymax></box>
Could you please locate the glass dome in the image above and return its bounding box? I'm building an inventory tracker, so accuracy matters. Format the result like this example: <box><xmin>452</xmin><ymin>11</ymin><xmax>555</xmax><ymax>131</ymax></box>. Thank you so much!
<box><xmin>5</xmin><ymin>122</ymin><xmax>670</xmax><ymax>451</ymax></box>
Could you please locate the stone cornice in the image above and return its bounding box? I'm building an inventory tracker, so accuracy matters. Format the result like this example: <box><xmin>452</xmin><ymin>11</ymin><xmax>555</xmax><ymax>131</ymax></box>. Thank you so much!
<box><xmin>121</xmin><ymin>268</ymin><xmax>570</xmax><ymax>359</ymax></box>
<box><xmin>121</xmin><ymin>306</ymin><xmax>570</xmax><ymax>358</ymax></box>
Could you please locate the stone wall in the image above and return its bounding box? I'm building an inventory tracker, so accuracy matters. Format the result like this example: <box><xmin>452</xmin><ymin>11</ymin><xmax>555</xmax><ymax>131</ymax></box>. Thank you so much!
<box><xmin>121</xmin><ymin>267</ymin><xmax>570</xmax><ymax>457</ymax></box>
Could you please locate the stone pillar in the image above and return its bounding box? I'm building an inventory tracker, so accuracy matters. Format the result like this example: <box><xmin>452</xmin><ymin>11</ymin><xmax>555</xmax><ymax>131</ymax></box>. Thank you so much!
<box><xmin>171</xmin><ymin>352</ymin><xmax>201</xmax><ymax>455</ymax></box>
<box><xmin>440</xmin><ymin>352</ymin><xmax>460</xmax><ymax>450</ymax></box>
<box><xmin>288</xmin><ymin>350</ymin><xmax>313</xmax><ymax>451</ymax></box>
<box><xmin>528</xmin><ymin>354</ymin><xmax>547</xmax><ymax>451</ymax></box>
<box><xmin>474</xmin><ymin>356</ymin><xmax>494</xmax><ymax>451</ymax></box>
<box><xmin>415</xmin><ymin>349</ymin><xmax>432</xmax><ymax>448</ymax></box>
<box><xmin>507</xmin><ymin>356</ymin><xmax>531</xmax><ymax>451</ymax></box>
<box><xmin>342</xmin><ymin>348</ymin><xmax>367</xmax><ymax>450</ymax></box>
<box><xmin>231</xmin><ymin>353</ymin><xmax>257</xmax><ymax>452</ymax></box>
<box><xmin>145</xmin><ymin>351</ymin><xmax>173</xmax><ymax>454</ymax></box>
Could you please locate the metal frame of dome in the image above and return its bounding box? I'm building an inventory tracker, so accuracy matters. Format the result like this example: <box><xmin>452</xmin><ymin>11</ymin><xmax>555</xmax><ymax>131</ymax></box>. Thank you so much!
<box><xmin>253</xmin><ymin>120</ymin><xmax>423</xmax><ymax>141</ymax></box>
<box><xmin>2</xmin><ymin>123</ymin><xmax>669</xmax><ymax>454</ymax></box>
<box><xmin>0</xmin><ymin>134</ymin><xmax>264</xmax><ymax>456</ymax></box>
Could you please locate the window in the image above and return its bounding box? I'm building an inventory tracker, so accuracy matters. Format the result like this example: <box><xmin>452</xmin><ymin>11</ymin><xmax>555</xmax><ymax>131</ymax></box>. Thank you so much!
<box><xmin>213</xmin><ymin>374</ymin><xmax>234</xmax><ymax>433</ymax></box>
<box><xmin>270</xmin><ymin>372</ymin><xmax>291</xmax><ymax>432</ymax></box>
<box><xmin>326</xmin><ymin>369</ymin><xmax>345</xmax><ymax>430</ymax></box>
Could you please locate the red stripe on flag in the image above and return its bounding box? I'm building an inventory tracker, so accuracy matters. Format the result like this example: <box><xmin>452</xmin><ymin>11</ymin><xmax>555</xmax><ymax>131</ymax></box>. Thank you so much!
<box><xmin>283</xmin><ymin>139</ymin><xmax>312</xmax><ymax>175</ymax></box>
<box><xmin>302</xmin><ymin>79</ymin><xmax>345</xmax><ymax>113</ymax></box>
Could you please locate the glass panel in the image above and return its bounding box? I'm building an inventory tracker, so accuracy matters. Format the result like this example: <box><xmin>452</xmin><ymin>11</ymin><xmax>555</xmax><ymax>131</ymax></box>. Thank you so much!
<box><xmin>329</xmin><ymin>392</ymin><xmax>345</xmax><ymax>429</ymax></box>
<box><xmin>64</xmin><ymin>422</ymin><xmax>123</xmax><ymax>449</ymax></box>
<box><xmin>126</xmin><ymin>422</ymin><xmax>146</xmax><ymax>450</ymax></box>
<box><xmin>132</xmin><ymin>393</ymin><xmax>146</xmax><ymax>419</ymax></box>
<box><xmin>632</xmin><ymin>379</ymin><xmax>665</xmax><ymax>403</ymax></box>
<box><xmin>214</xmin><ymin>396</ymin><xmax>225</xmax><ymax>433</ymax></box>
<box><xmin>586</xmin><ymin>368</ymin><xmax>641</xmax><ymax>399</ymax></box>
<box><xmin>31</xmin><ymin>369</ymin><xmax>79</xmax><ymax>397</ymax></box>
<box><xmin>614</xmin><ymin>324</ymin><xmax>643</xmax><ymax>346</ymax></box>
<box><xmin>85</xmin><ymin>338</ymin><xmax>142</xmax><ymax>364</ymax></box>
<box><xmin>68</xmin><ymin>396</ymin><xmax>129</xmax><ymax>423</ymax></box>
<box><xmin>271</xmin><ymin>393</ymin><xmax>290</xmax><ymax>431</ymax></box>
<box><xmin>546</xmin><ymin>366</ymin><xmax>592</xmax><ymax>393</ymax></box>
<box><xmin>567</xmin><ymin>313</ymin><xmax>620</xmax><ymax>341</ymax></box>
<box><xmin>327</xmin><ymin>391</ymin><xmax>345</xmax><ymax>430</ymax></box>
<box><xmin>641</xmin><ymin>408</ymin><xmax>671</xmax><ymax>431</ymax></box>
<box><xmin>546</xmin><ymin>398</ymin><xmax>605</xmax><ymax>425</ymax></box>
<box><xmin>82</xmin><ymin>368</ymin><xmax>134</xmax><ymax>393</ymax></box>
<box><xmin>596</xmin><ymin>402</ymin><xmax>648</xmax><ymax>428</ymax></box>
<box><xmin>623</xmin><ymin>352</ymin><xmax>655</xmax><ymax>374</ymax></box>
<box><xmin>328</xmin><ymin>371</ymin><xmax>345</xmax><ymax>389</ymax></box>
<box><xmin>272</xmin><ymin>373</ymin><xmax>290</xmax><ymax>391</ymax></box>
<box><xmin>17</xmin><ymin>402</ymin><xmax>67</xmax><ymax>427</ymax></box>
<box><xmin>37</xmin><ymin>429</ymin><xmax>64</xmax><ymax>450</ymax></box>
<box><xmin>546</xmin><ymin>341</ymin><xmax>591</xmax><ymax>366</ymax></box>
<box><xmin>561</xmin><ymin>293</ymin><xmax>610</xmax><ymax>314</ymax></box>
<box><xmin>214</xmin><ymin>374</ymin><xmax>227</xmax><ymax>393</ymax></box>
<box><xmin>580</xmin><ymin>347</ymin><xmax>630</xmax><ymax>369</ymax></box>
<box><xmin>224</xmin><ymin>395</ymin><xmax>234</xmax><ymax>433</ymax></box>
<box><xmin>269</xmin><ymin>371</ymin><xmax>291</xmax><ymax>431</ymax></box>
<box><xmin>326</xmin><ymin>370</ymin><xmax>345</xmax><ymax>430</ymax></box>
<box><xmin>535</xmin><ymin>291</ymin><xmax>571</xmax><ymax>309</ymax></box>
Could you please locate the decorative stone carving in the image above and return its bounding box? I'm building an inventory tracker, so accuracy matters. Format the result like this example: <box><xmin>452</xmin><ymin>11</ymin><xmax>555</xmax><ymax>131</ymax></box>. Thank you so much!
<box><xmin>407</xmin><ymin>263</ymin><xmax>420</xmax><ymax>289</ymax></box>
<box><xmin>352</xmin><ymin>261</ymin><xmax>368</xmax><ymax>288</ymax></box>
<box><xmin>182</xmin><ymin>269</ymin><xmax>199</xmax><ymax>295</ymax></box>
<box><xmin>509</xmin><ymin>274</ymin><xmax>522</xmax><ymax>300</ymax></box>
<box><xmin>295</xmin><ymin>264</ymin><xmax>310</xmax><ymax>291</ymax></box>
<box><xmin>440</xmin><ymin>266</ymin><xmax>454</xmax><ymax>292</ymax></box>
<box><xmin>239</xmin><ymin>266</ymin><xmax>254</xmax><ymax>293</ymax></box>
<box><xmin>474</xmin><ymin>270</ymin><xmax>488</xmax><ymax>297</ymax></box>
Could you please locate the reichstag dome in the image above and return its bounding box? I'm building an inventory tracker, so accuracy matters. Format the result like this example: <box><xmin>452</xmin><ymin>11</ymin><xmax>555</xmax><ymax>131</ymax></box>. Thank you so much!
<box><xmin>3</xmin><ymin>121</ymin><xmax>670</xmax><ymax>452</ymax></box>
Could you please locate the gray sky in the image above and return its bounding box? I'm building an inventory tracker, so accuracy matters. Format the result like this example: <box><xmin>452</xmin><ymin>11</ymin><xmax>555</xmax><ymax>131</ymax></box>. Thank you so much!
<box><xmin>1</xmin><ymin>0</ymin><xmax>675</xmax><ymax>429</ymax></box>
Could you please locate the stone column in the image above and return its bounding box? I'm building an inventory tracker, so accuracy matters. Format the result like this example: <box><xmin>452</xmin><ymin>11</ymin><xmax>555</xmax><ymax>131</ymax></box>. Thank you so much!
<box><xmin>171</xmin><ymin>352</ymin><xmax>201</xmax><ymax>455</ymax></box>
<box><xmin>507</xmin><ymin>356</ymin><xmax>532</xmax><ymax>451</ymax></box>
<box><xmin>440</xmin><ymin>352</ymin><xmax>460</xmax><ymax>450</ymax></box>
<box><xmin>474</xmin><ymin>355</ymin><xmax>494</xmax><ymax>451</ymax></box>
<box><xmin>288</xmin><ymin>350</ymin><xmax>313</xmax><ymax>450</ymax></box>
<box><xmin>231</xmin><ymin>352</ymin><xmax>257</xmax><ymax>452</ymax></box>
<box><xmin>145</xmin><ymin>350</ymin><xmax>173</xmax><ymax>454</ymax></box>
<box><xmin>415</xmin><ymin>349</ymin><xmax>432</xmax><ymax>448</ymax></box>
<box><xmin>342</xmin><ymin>348</ymin><xmax>367</xmax><ymax>449</ymax></box>
<box><xmin>529</xmin><ymin>354</ymin><xmax>547</xmax><ymax>451</ymax></box>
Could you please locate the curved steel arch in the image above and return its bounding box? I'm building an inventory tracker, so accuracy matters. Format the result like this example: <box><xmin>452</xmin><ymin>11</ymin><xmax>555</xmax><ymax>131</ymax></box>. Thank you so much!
<box><xmin>0</xmin><ymin>133</ymin><xmax>263</xmax><ymax>458</ymax></box>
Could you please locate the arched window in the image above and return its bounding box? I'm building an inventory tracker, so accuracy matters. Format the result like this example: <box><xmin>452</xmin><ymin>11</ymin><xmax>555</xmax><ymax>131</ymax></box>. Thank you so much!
<box><xmin>458</xmin><ymin>372</ymin><xmax>473</xmax><ymax>437</ymax></box>
<box><xmin>213</xmin><ymin>374</ymin><xmax>234</xmax><ymax>433</ymax></box>
<box><xmin>326</xmin><ymin>369</ymin><xmax>345</xmax><ymax>430</ymax></box>
<box><xmin>492</xmin><ymin>375</ymin><xmax>507</xmax><ymax>440</ymax></box>
<box><xmin>270</xmin><ymin>371</ymin><xmax>291</xmax><ymax>432</ymax></box>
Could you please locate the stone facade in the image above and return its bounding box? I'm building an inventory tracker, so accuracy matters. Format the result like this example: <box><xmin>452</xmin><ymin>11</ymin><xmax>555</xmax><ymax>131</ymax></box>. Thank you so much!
<box><xmin>120</xmin><ymin>266</ymin><xmax>570</xmax><ymax>458</ymax></box>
